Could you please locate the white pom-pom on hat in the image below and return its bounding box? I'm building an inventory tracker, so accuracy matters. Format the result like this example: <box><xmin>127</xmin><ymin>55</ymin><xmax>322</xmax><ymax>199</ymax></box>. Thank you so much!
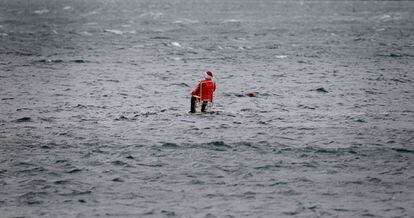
<box><xmin>204</xmin><ymin>71</ymin><xmax>213</xmax><ymax>78</ymax></box>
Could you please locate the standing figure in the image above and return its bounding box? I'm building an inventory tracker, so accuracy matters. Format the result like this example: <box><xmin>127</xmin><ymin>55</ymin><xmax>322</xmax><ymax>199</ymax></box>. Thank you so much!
<box><xmin>190</xmin><ymin>71</ymin><xmax>216</xmax><ymax>113</ymax></box>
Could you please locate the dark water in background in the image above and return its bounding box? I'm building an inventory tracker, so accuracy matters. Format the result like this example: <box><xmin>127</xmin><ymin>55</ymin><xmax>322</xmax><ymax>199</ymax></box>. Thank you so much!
<box><xmin>0</xmin><ymin>0</ymin><xmax>413</xmax><ymax>217</ymax></box>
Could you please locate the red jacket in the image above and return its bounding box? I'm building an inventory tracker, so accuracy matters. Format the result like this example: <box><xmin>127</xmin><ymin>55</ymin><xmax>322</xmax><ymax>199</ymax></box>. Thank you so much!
<box><xmin>191</xmin><ymin>78</ymin><xmax>216</xmax><ymax>101</ymax></box>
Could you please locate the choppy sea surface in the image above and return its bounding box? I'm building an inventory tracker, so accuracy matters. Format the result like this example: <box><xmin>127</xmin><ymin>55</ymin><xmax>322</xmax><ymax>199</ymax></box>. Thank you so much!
<box><xmin>1</xmin><ymin>0</ymin><xmax>413</xmax><ymax>217</ymax></box>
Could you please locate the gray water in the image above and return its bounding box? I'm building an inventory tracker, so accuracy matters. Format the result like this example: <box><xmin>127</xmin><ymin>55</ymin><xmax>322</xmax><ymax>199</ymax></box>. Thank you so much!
<box><xmin>1</xmin><ymin>0</ymin><xmax>413</xmax><ymax>217</ymax></box>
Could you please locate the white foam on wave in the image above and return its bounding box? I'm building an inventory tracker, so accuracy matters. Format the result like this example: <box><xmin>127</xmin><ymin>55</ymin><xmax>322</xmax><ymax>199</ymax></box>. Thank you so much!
<box><xmin>379</xmin><ymin>14</ymin><xmax>392</xmax><ymax>22</ymax></box>
<box><xmin>34</xmin><ymin>9</ymin><xmax>50</xmax><ymax>14</ymax></box>
<box><xmin>85</xmin><ymin>22</ymin><xmax>98</xmax><ymax>26</ymax></box>
<box><xmin>104</xmin><ymin>29</ymin><xmax>123</xmax><ymax>35</ymax></box>
<box><xmin>222</xmin><ymin>19</ymin><xmax>242</xmax><ymax>23</ymax></box>
<box><xmin>374</xmin><ymin>14</ymin><xmax>403</xmax><ymax>22</ymax></box>
<box><xmin>172</xmin><ymin>19</ymin><xmax>199</xmax><ymax>24</ymax></box>
<box><xmin>81</xmin><ymin>31</ymin><xmax>93</xmax><ymax>36</ymax></box>
<box><xmin>140</xmin><ymin>12</ymin><xmax>163</xmax><ymax>20</ymax></box>
<box><xmin>171</xmin><ymin>42</ymin><xmax>182</xmax><ymax>48</ymax></box>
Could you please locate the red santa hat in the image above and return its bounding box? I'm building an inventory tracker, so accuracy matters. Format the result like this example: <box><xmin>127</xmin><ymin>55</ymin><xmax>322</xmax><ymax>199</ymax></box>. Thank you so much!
<box><xmin>204</xmin><ymin>71</ymin><xmax>213</xmax><ymax>78</ymax></box>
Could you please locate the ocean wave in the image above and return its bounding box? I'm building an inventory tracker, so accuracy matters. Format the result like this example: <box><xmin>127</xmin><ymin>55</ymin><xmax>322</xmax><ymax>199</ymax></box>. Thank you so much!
<box><xmin>171</xmin><ymin>41</ymin><xmax>182</xmax><ymax>48</ymax></box>
<box><xmin>222</xmin><ymin>19</ymin><xmax>242</xmax><ymax>23</ymax></box>
<box><xmin>172</xmin><ymin>19</ymin><xmax>199</xmax><ymax>25</ymax></box>
<box><xmin>33</xmin><ymin>9</ymin><xmax>49</xmax><ymax>15</ymax></box>
<box><xmin>139</xmin><ymin>12</ymin><xmax>163</xmax><ymax>20</ymax></box>
<box><xmin>104</xmin><ymin>29</ymin><xmax>123</xmax><ymax>35</ymax></box>
<box><xmin>1</xmin><ymin>0</ymin><xmax>413</xmax><ymax>216</ymax></box>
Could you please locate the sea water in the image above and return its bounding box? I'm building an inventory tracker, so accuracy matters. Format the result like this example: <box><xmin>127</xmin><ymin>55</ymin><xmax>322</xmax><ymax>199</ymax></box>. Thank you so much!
<box><xmin>0</xmin><ymin>0</ymin><xmax>413</xmax><ymax>217</ymax></box>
